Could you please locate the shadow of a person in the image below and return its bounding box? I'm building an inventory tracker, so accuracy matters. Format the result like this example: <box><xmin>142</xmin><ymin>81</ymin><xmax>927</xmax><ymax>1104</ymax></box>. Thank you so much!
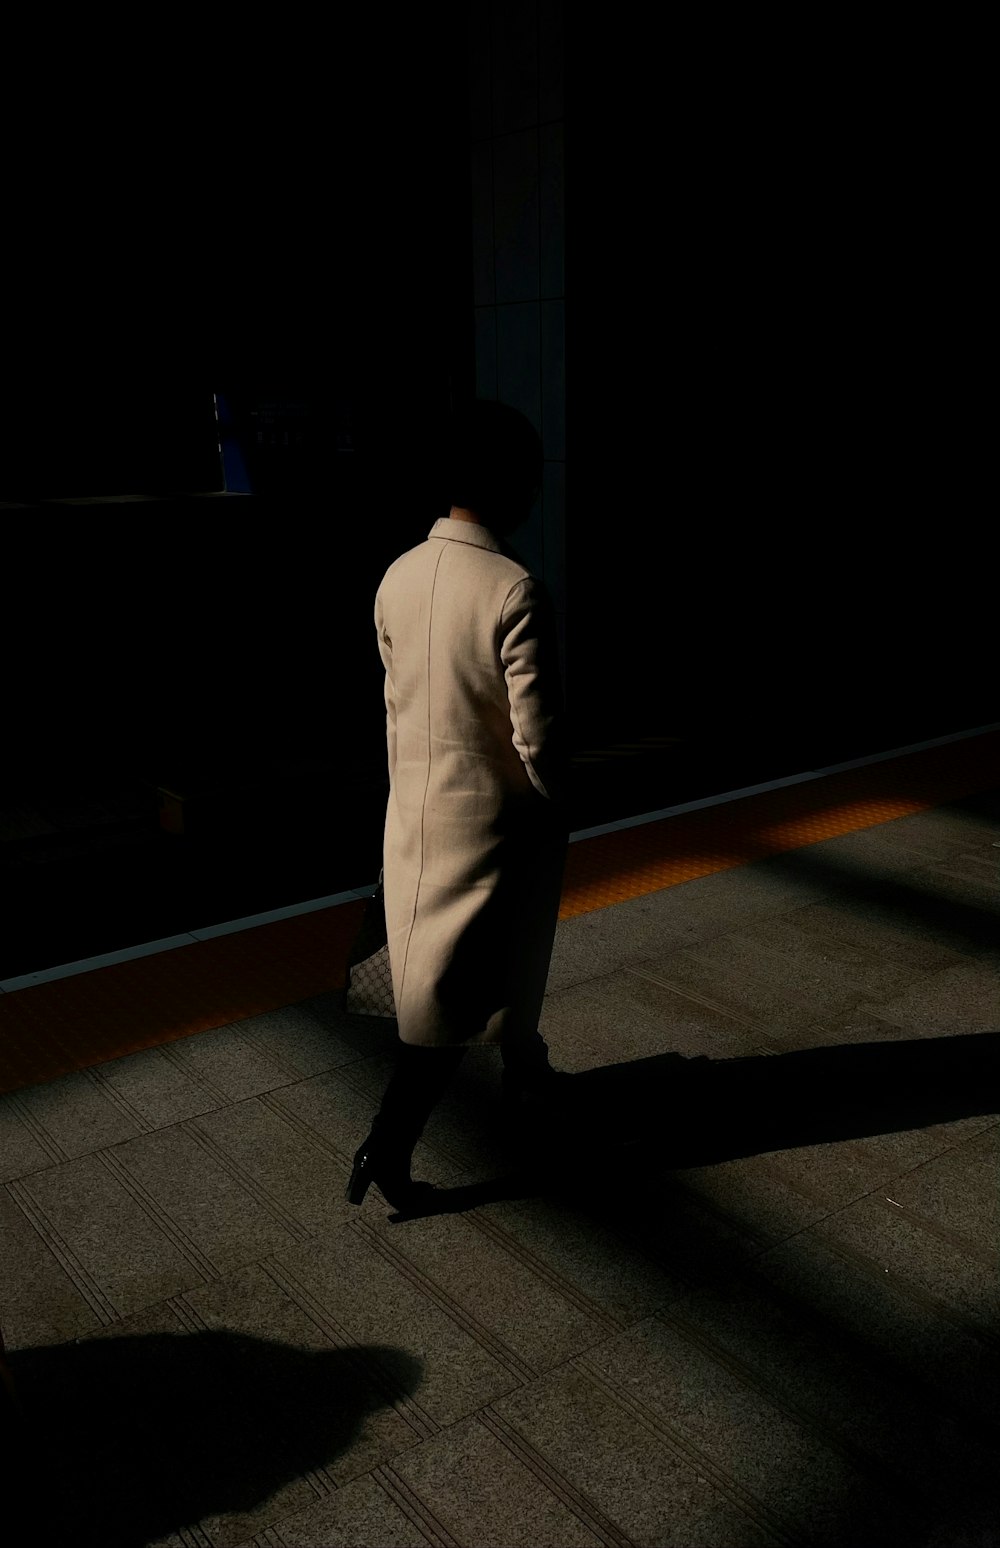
<box><xmin>4</xmin><ymin>1329</ymin><xmax>422</xmax><ymax>1548</ymax></box>
<box><xmin>387</xmin><ymin>1030</ymin><xmax>1000</xmax><ymax>1217</ymax></box>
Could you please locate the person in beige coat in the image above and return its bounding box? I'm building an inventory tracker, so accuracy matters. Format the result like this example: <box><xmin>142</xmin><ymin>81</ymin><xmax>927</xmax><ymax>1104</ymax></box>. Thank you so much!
<box><xmin>347</xmin><ymin>399</ymin><xmax>568</xmax><ymax>1213</ymax></box>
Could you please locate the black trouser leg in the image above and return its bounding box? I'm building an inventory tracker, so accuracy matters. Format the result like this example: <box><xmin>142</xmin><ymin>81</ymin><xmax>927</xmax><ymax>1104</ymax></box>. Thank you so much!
<box><xmin>373</xmin><ymin>1042</ymin><xmax>467</xmax><ymax>1150</ymax></box>
<box><xmin>348</xmin><ymin>1043</ymin><xmax>467</xmax><ymax>1210</ymax></box>
<box><xmin>500</xmin><ymin>1029</ymin><xmax>552</xmax><ymax>1082</ymax></box>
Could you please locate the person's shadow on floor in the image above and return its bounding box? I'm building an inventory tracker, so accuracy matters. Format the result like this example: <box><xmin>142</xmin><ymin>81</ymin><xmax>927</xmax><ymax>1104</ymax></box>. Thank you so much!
<box><xmin>4</xmin><ymin>1330</ymin><xmax>422</xmax><ymax>1548</ymax></box>
<box><xmin>392</xmin><ymin>1030</ymin><xmax>1000</xmax><ymax>1218</ymax></box>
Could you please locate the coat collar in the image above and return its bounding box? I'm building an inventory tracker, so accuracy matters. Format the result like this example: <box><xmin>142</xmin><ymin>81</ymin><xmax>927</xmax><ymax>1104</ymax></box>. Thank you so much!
<box><xmin>428</xmin><ymin>516</ymin><xmax>505</xmax><ymax>554</ymax></box>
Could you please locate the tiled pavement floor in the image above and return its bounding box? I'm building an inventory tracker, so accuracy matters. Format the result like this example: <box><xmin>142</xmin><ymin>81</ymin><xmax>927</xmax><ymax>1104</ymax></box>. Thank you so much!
<box><xmin>2</xmin><ymin>787</ymin><xmax>999</xmax><ymax>1547</ymax></box>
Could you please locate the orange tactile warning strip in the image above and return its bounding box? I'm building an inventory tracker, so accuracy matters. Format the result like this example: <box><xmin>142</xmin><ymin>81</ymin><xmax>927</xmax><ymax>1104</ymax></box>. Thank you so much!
<box><xmin>0</xmin><ymin>730</ymin><xmax>997</xmax><ymax>1097</ymax></box>
<box><xmin>0</xmin><ymin>907</ymin><xmax>365</xmax><ymax>1099</ymax></box>
<box><xmin>559</xmin><ymin>729</ymin><xmax>1000</xmax><ymax>918</ymax></box>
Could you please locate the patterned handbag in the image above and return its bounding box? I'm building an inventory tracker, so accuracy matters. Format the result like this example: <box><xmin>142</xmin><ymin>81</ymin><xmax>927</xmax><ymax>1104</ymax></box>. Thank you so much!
<box><xmin>344</xmin><ymin>874</ymin><xmax>396</xmax><ymax>1018</ymax></box>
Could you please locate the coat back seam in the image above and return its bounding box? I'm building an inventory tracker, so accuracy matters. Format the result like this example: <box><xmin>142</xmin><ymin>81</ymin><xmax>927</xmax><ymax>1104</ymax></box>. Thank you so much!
<box><xmin>395</xmin><ymin>542</ymin><xmax>447</xmax><ymax>1025</ymax></box>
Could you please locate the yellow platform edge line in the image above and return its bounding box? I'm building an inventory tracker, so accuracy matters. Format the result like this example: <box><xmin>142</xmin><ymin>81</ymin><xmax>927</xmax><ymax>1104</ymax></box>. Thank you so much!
<box><xmin>558</xmin><ymin>793</ymin><xmax>934</xmax><ymax>919</ymax></box>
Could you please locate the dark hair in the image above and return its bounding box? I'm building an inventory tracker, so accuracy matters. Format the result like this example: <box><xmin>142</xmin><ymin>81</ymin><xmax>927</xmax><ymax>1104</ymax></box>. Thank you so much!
<box><xmin>444</xmin><ymin>398</ymin><xmax>543</xmax><ymax>532</ymax></box>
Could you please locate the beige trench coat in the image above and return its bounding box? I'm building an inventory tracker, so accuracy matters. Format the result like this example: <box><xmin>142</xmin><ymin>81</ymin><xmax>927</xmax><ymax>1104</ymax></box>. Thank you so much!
<box><xmin>376</xmin><ymin>517</ymin><xmax>568</xmax><ymax>1048</ymax></box>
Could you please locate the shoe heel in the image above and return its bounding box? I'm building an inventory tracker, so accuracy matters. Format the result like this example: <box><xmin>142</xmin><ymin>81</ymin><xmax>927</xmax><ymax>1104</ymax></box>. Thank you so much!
<box><xmin>345</xmin><ymin>1132</ymin><xmax>430</xmax><ymax>1212</ymax></box>
<box><xmin>346</xmin><ymin>1150</ymin><xmax>373</xmax><ymax>1205</ymax></box>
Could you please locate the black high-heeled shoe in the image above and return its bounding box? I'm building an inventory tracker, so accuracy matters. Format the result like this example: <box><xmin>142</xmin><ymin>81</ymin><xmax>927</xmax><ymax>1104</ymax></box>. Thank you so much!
<box><xmin>345</xmin><ymin>1133</ymin><xmax>435</xmax><ymax>1212</ymax></box>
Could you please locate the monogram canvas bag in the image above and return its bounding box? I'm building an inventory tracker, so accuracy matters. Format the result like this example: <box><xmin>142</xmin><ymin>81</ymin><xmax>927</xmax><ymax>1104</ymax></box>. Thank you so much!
<box><xmin>344</xmin><ymin>874</ymin><xmax>396</xmax><ymax>1018</ymax></box>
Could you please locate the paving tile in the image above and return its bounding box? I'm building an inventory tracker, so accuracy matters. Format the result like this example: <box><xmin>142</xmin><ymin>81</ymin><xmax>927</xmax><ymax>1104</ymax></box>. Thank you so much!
<box><xmin>906</xmin><ymin>1111</ymin><xmax>1000</xmax><ymax>1147</ymax></box>
<box><xmin>577</xmin><ymin>1317</ymin><xmax>921</xmax><ymax>1546</ymax></box>
<box><xmin>678</xmin><ymin>1151</ymin><xmax>852</xmax><ymax>1245</ymax></box>
<box><xmin>813</xmin><ymin>1189</ymin><xmax>1000</xmax><ymax>1335</ymax></box>
<box><xmin>229</xmin><ymin>995</ymin><xmax>382</xmax><ymax>1077</ymax></box>
<box><xmin>16</xmin><ymin>1153</ymin><xmax>208</xmax><ymax>1317</ymax></box>
<box><xmin>866</xmin><ymin>803</ymin><xmax>1000</xmax><ymax>850</ymax></box>
<box><xmin>0</xmin><ymin>1092</ymin><xmax>63</xmax><ymax>1180</ymax></box>
<box><xmin>783</xmin><ymin>889</ymin><xmax>993</xmax><ymax>970</ymax></box>
<box><xmin>754</xmin><ymin>1229</ymin><xmax>1000</xmax><ymax>1430</ymax></box>
<box><xmin>183</xmin><ymin>1260</ymin><xmax>425</xmax><ymax>1482</ymax></box>
<box><xmin>7</xmin><ymin>1308</ymin><xmax>214</xmax><ymax>1548</ymax></box>
<box><xmin>263</xmin><ymin>1069</ymin><xmax>381</xmax><ymax>1165</ymax></box>
<box><xmin>64</xmin><ymin>1280</ymin><xmax>420</xmax><ymax>1548</ymax></box>
<box><xmin>545</xmin><ymin>888</ymin><xmax>691</xmax><ymax>991</ymax></box>
<box><xmin>7</xmin><ymin>1306</ymin><xmax>407</xmax><ymax>1548</ymax></box>
<box><xmin>272</xmin><ymin>1471</ymin><xmax>442</xmax><ymax>1548</ymax></box>
<box><xmin>861</xmin><ymin>1121</ymin><xmax>1000</xmax><ymax>1243</ymax></box>
<box><xmin>373</xmin><ymin>1048</ymin><xmax>548</xmax><ymax>1183</ymax></box>
<box><xmin>163</xmin><ymin>1023</ymin><xmax>298</xmax><ymax>1100</ymax></box>
<box><xmin>779</xmin><ymin>898</ymin><xmax>971</xmax><ymax>971</ymax></box>
<box><xmin>683</xmin><ymin>1121</ymin><xmax>955</xmax><ymax>1237</ymax></box>
<box><xmin>532</xmin><ymin>1016</ymin><xmax>615</xmax><ymax>1074</ymax></box>
<box><xmin>510</xmin><ymin>1047</ymin><xmax>730</xmax><ymax>1168</ymax></box>
<box><xmin>791</xmin><ymin>890</ymin><xmax>970</xmax><ymax>977</ymax></box>
<box><xmin>391</xmin><ymin>1413</ymin><xmax>606</xmax><ymax>1547</ymax></box>
<box><xmin>491</xmin><ymin>1359</ymin><xmax>781</xmax><ymax>1547</ymax></box>
<box><xmin>729</xmin><ymin>912</ymin><xmax>952</xmax><ymax>1004</ymax></box>
<box><xmin>752</xmin><ymin>1026</ymin><xmax>1000</xmax><ymax>1159</ymax></box>
<box><xmin>273</xmin><ymin>1224</ymin><xmax>523</xmax><ymax>1428</ymax></box>
<box><xmin>11</xmin><ymin>1069</ymin><xmax>145</xmax><ymax>1158</ymax></box>
<box><xmin>468</xmin><ymin>1192</ymin><xmax>695</xmax><ymax>1325</ymax></box>
<box><xmin>636</xmin><ymin>929</ymin><xmax>952</xmax><ymax>1036</ymax></box>
<box><xmin>321</xmin><ymin>1047</ymin><xmax>398</xmax><ymax>1105</ymax></box>
<box><xmin>540</xmin><ymin>969</ymin><xmax>771</xmax><ymax>1077</ymax></box>
<box><xmin>164</xmin><ymin>1390</ymin><xmax>323</xmax><ymax>1545</ymax></box>
<box><xmin>364</xmin><ymin>1209</ymin><xmax>610</xmax><ymax>1372</ymax></box>
<box><xmin>82</xmin><ymin>1299</ymin><xmax>190</xmax><ymax>1340</ymax></box>
<box><xmin>91</xmin><ymin>1047</ymin><xmax>222</xmax><ymax>1126</ymax></box>
<box><xmin>788</xmin><ymin>1007</ymin><xmax>946</xmax><ymax>1049</ymax></box>
<box><xmin>107</xmin><ymin>1125</ymin><xmax>302</xmax><ymax>1275</ymax></box>
<box><xmin>189</xmin><ymin>1098</ymin><xmax>355</xmax><ymax>1235</ymax></box>
<box><xmin>815</xmin><ymin>1119</ymin><xmax>974</xmax><ymax>1176</ymax></box>
<box><xmin>0</xmin><ymin>1180</ymin><xmax>102</xmax><ymax>1346</ymax></box>
<box><xmin>783</xmin><ymin>1126</ymin><xmax>978</xmax><ymax>1207</ymax></box>
<box><xmin>269</xmin><ymin>1069</ymin><xmax>461</xmax><ymax>1186</ymax></box>
<box><xmin>415</xmin><ymin>1132</ymin><xmax>521</xmax><ymax>1189</ymax></box>
<box><xmin>20</xmin><ymin>1314</ymin><xmax>324</xmax><ymax>1548</ymax></box>
<box><xmin>189</xmin><ymin>1458</ymin><xmax>317</xmax><ymax>1548</ymax></box>
<box><xmin>822</xmin><ymin>867</ymin><xmax>1000</xmax><ymax>964</ymax></box>
<box><xmin>590</xmin><ymin>857</ymin><xmax>824</xmax><ymax>945</ymax></box>
<box><xmin>582</xmin><ymin>1170</ymin><xmax>772</xmax><ymax>1292</ymax></box>
<box><xmin>869</xmin><ymin>959</ymin><xmax>1000</xmax><ymax>1036</ymax></box>
<box><xmin>809</xmin><ymin>820</ymin><xmax>985</xmax><ymax>872</ymax></box>
<box><xmin>415</xmin><ymin>1052</ymin><xmax>516</xmax><ymax>1174</ymax></box>
<box><xmin>712</xmin><ymin>854</ymin><xmax>843</xmax><ymax>916</ymax></box>
<box><xmin>663</xmin><ymin>1266</ymin><xmax>998</xmax><ymax>1512</ymax></box>
<box><xmin>920</xmin><ymin>851</ymin><xmax>1000</xmax><ymax>910</ymax></box>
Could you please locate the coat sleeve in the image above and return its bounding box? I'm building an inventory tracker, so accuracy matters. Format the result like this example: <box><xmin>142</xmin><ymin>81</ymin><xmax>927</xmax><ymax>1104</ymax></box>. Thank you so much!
<box><xmin>500</xmin><ymin>575</ymin><xmax>567</xmax><ymax>803</ymax></box>
<box><xmin>375</xmin><ymin>589</ymin><xmax>397</xmax><ymax>784</ymax></box>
